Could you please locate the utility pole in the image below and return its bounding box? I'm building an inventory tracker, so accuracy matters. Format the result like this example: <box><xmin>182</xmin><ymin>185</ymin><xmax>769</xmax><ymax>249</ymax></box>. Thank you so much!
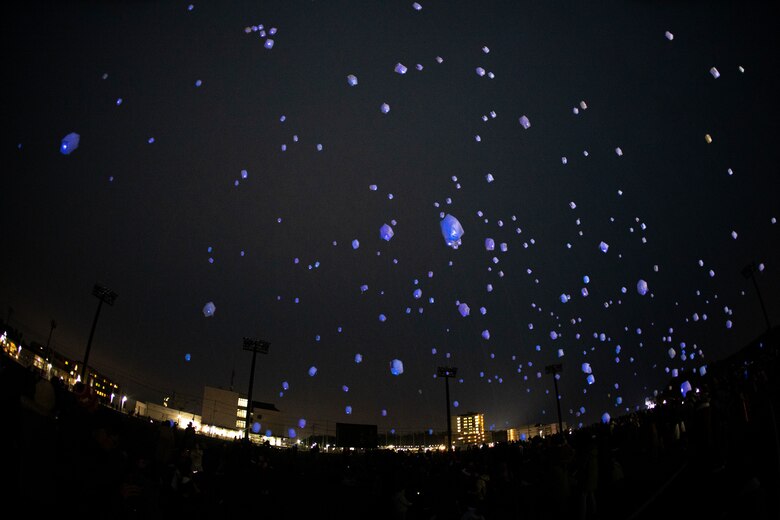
<box><xmin>437</xmin><ymin>366</ymin><xmax>458</xmax><ymax>452</ymax></box>
<box><xmin>81</xmin><ymin>284</ymin><xmax>118</xmax><ymax>382</ymax></box>
<box><xmin>243</xmin><ymin>337</ymin><xmax>270</xmax><ymax>442</ymax></box>
<box><xmin>742</xmin><ymin>262</ymin><xmax>771</xmax><ymax>332</ymax></box>
<box><xmin>545</xmin><ymin>363</ymin><xmax>564</xmax><ymax>436</ymax></box>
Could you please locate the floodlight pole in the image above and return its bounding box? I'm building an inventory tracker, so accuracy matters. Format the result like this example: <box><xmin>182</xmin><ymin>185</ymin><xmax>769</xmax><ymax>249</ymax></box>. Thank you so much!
<box><xmin>546</xmin><ymin>363</ymin><xmax>564</xmax><ymax>436</ymax></box>
<box><xmin>81</xmin><ymin>284</ymin><xmax>117</xmax><ymax>382</ymax></box>
<box><xmin>743</xmin><ymin>262</ymin><xmax>771</xmax><ymax>332</ymax></box>
<box><xmin>45</xmin><ymin>319</ymin><xmax>57</xmax><ymax>361</ymax></box>
<box><xmin>438</xmin><ymin>367</ymin><xmax>457</xmax><ymax>452</ymax></box>
<box><xmin>243</xmin><ymin>337</ymin><xmax>270</xmax><ymax>442</ymax></box>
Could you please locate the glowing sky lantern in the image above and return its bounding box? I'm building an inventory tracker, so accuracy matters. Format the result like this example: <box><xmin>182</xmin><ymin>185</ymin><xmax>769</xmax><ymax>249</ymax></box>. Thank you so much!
<box><xmin>440</xmin><ymin>214</ymin><xmax>464</xmax><ymax>248</ymax></box>
<box><xmin>184</xmin><ymin>353</ymin><xmax>191</xmax><ymax>361</ymax></box>
<box><xmin>381</xmin><ymin>103</ymin><xmax>390</xmax><ymax>114</ymax></box>
<box><xmin>390</xmin><ymin>359</ymin><xmax>404</xmax><ymax>375</ymax></box>
<box><xmin>581</xmin><ymin>362</ymin><xmax>592</xmax><ymax>374</ymax></box>
<box><xmin>251</xmin><ymin>422</ymin><xmax>261</xmax><ymax>433</ymax></box>
<box><xmin>586</xmin><ymin>374</ymin><xmax>595</xmax><ymax>385</ymax></box>
<box><xmin>394</xmin><ymin>63</ymin><xmax>407</xmax><ymax>74</ymax></box>
<box><xmin>599</xmin><ymin>241</ymin><xmax>609</xmax><ymax>253</ymax></box>
<box><xmin>481</xmin><ymin>330</ymin><xmax>490</xmax><ymax>340</ymax></box>
<box><xmin>665</xmin><ymin>30</ymin><xmax>674</xmax><ymax>40</ymax></box>
<box><xmin>347</xmin><ymin>74</ymin><xmax>358</xmax><ymax>86</ymax></box>
<box><xmin>637</xmin><ymin>279</ymin><xmax>649</xmax><ymax>296</ymax></box>
<box><xmin>485</xmin><ymin>238</ymin><xmax>495</xmax><ymax>251</ymax></box>
<box><xmin>602</xmin><ymin>412</ymin><xmax>611</xmax><ymax>424</ymax></box>
<box><xmin>60</xmin><ymin>132</ymin><xmax>80</xmax><ymax>155</ymax></box>
<box><xmin>202</xmin><ymin>301</ymin><xmax>216</xmax><ymax>317</ymax></box>
<box><xmin>380</xmin><ymin>223</ymin><xmax>394</xmax><ymax>241</ymax></box>
<box><xmin>680</xmin><ymin>380</ymin><xmax>692</xmax><ymax>397</ymax></box>
<box><xmin>412</xmin><ymin>2</ymin><xmax>422</xmax><ymax>10</ymax></box>
<box><xmin>352</xmin><ymin>239</ymin><xmax>360</xmax><ymax>250</ymax></box>
<box><xmin>308</xmin><ymin>366</ymin><xmax>318</xmax><ymax>377</ymax></box>
<box><xmin>355</xmin><ymin>353</ymin><xmax>362</xmax><ymax>363</ymax></box>
<box><xmin>519</xmin><ymin>115</ymin><xmax>531</xmax><ymax>129</ymax></box>
<box><xmin>298</xmin><ymin>418</ymin><xmax>306</xmax><ymax>428</ymax></box>
<box><xmin>458</xmin><ymin>303</ymin><xmax>470</xmax><ymax>317</ymax></box>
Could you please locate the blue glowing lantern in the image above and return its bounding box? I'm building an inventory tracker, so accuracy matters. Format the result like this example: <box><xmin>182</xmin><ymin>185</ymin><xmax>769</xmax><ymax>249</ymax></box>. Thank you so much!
<box><xmin>202</xmin><ymin>301</ymin><xmax>216</xmax><ymax>317</ymax></box>
<box><xmin>390</xmin><ymin>359</ymin><xmax>404</xmax><ymax>375</ymax></box>
<box><xmin>60</xmin><ymin>132</ymin><xmax>80</xmax><ymax>155</ymax></box>
<box><xmin>380</xmin><ymin>223</ymin><xmax>394</xmax><ymax>241</ymax></box>
<box><xmin>440</xmin><ymin>214</ymin><xmax>464</xmax><ymax>249</ymax></box>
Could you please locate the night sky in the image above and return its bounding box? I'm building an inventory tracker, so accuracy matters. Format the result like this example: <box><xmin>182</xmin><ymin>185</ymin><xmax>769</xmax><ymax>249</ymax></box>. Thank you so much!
<box><xmin>6</xmin><ymin>0</ymin><xmax>780</xmax><ymax>434</ymax></box>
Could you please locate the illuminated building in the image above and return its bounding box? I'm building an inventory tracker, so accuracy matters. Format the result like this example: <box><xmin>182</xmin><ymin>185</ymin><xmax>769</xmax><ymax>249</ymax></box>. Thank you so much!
<box><xmin>201</xmin><ymin>386</ymin><xmax>285</xmax><ymax>445</ymax></box>
<box><xmin>507</xmin><ymin>422</ymin><xmax>566</xmax><ymax>441</ymax></box>
<box><xmin>1</xmin><ymin>333</ymin><xmax>119</xmax><ymax>405</ymax></box>
<box><xmin>454</xmin><ymin>412</ymin><xmax>485</xmax><ymax>446</ymax></box>
<box><xmin>135</xmin><ymin>401</ymin><xmax>201</xmax><ymax>430</ymax></box>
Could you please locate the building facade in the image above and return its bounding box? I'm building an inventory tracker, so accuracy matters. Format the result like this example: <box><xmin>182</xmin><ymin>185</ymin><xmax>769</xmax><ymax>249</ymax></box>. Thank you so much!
<box><xmin>453</xmin><ymin>412</ymin><xmax>486</xmax><ymax>446</ymax></box>
<box><xmin>507</xmin><ymin>421</ymin><xmax>566</xmax><ymax>441</ymax></box>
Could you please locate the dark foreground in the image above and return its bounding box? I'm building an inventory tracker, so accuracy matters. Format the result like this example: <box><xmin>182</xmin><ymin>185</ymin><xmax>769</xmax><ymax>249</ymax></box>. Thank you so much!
<box><xmin>3</xmin><ymin>330</ymin><xmax>780</xmax><ymax>519</ymax></box>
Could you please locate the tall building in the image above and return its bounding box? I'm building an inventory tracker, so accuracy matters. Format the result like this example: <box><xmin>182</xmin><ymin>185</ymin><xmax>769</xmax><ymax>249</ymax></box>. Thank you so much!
<box><xmin>453</xmin><ymin>412</ymin><xmax>486</xmax><ymax>446</ymax></box>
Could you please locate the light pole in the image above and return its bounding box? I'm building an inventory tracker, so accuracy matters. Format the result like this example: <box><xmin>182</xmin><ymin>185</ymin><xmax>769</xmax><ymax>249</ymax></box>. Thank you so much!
<box><xmin>243</xmin><ymin>337</ymin><xmax>270</xmax><ymax>442</ymax></box>
<box><xmin>742</xmin><ymin>262</ymin><xmax>771</xmax><ymax>332</ymax></box>
<box><xmin>81</xmin><ymin>284</ymin><xmax>118</xmax><ymax>382</ymax></box>
<box><xmin>437</xmin><ymin>366</ymin><xmax>457</xmax><ymax>452</ymax></box>
<box><xmin>545</xmin><ymin>363</ymin><xmax>564</xmax><ymax>436</ymax></box>
<box><xmin>45</xmin><ymin>319</ymin><xmax>57</xmax><ymax>361</ymax></box>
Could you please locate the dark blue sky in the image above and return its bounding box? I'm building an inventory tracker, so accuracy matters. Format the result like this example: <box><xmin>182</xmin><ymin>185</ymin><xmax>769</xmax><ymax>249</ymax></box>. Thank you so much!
<box><xmin>5</xmin><ymin>0</ymin><xmax>779</xmax><ymax>434</ymax></box>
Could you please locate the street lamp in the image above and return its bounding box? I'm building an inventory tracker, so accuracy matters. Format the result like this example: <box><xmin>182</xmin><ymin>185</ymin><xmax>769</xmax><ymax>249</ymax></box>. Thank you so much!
<box><xmin>742</xmin><ymin>262</ymin><xmax>771</xmax><ymax>332</ymax></box>
<box><xmin>437</xmin><ymin>366</ymin><xmax>457</xmax><ymax>452</ymax></box>
<box><xmin>80</xmin><ymin>284</ymin><xmax>118</xmax><ymax>382</ymax></box>
<box><xmin>243</xmin><ymin>337</ymin><xmax>270</xmax><ymax>441</ymax></box>
<box><xmin>545</xmin><ymin>363</ymin><xmax>564</xmax><ymax>436</ymax></box>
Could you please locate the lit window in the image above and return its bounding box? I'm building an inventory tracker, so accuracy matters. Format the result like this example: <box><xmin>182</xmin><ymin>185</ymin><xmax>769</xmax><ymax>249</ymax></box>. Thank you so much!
<box><xmin>238</xmin><ymin>398</ymin><xmax>248</xmax><ymax>407</ymax></box>
<box><xmin>237</xmin><ymin>420</ymin><xmax>246</xmax><ymax>429</ymax></box>
<box><xmin>237</xmin><ymin>409</ymin><xmax>247</xmax><ymax>418</ymax></box>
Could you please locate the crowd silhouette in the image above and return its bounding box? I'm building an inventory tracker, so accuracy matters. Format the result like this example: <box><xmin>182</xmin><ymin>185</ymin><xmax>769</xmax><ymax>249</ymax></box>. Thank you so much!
<box><xmin>3</xmin><ymin>327</ymin><xmax>779</xmax><ymax>519</ymax></box>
